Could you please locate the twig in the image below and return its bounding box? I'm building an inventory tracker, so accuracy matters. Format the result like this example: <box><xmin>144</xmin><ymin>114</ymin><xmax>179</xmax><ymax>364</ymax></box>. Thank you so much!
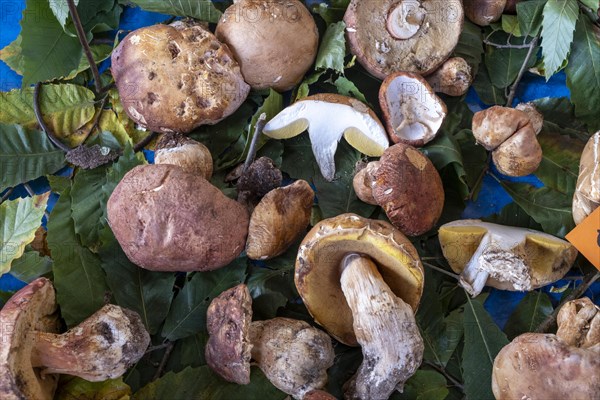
<box><xmin>468</xmin><ymin>153</ymin><xmax>492</xmax><ymax>201</ymax></box>
<box><xmin>145</xmin><ymin>342</ymin><xmax>171</xmax><ymax>354</ymax></box>
<box><xmin>425</xmin><ymin>361</ymin><xmax>464</xmax><ymax>391</ymax></box>
<box><xmin>243</xmin><ymin>113</ymin><xmax>267</xmax><ymax>172</ymax></box>
<box><xmin>505</xmin><ymin>36</ymin><xmax>539</xmax><ymax>107</ymax></box>
<box><xmin>34</xmin><ymin>83</ymin><xmax>71</xmax><ymax>153</ymax></box>
<box><xmin>133</xmin><ymin>131</ymin><xmax>158</xmax><ymax>153</ymax></box>
<box><xmin>152</xmin><ymin>341</ymin><xmax>175</xmax><ymax>381</ymax></box>
<box><xmin>67</xmin><ymin>0</ymin><xmax>105</xmax><ymax>94</ymax></box>
<box><xmin>535</xmin><ymin>270</ymin><xmax>600</xmax><ymax>333</ymax></box>
<box><xmin>483</xmin><ymin>39</ymin><xmax>535</xmax><ymax>49</ymax></box>
<box><xmin>422</xmin><ymin>262</ymin><xmax>460</xmax><ymax>281</ymax></box>
<box><xmin>81</xmin><ymin>95</ymin><xmax>109</xmax><ymax>144</ymax></box>
<box><xmin>0</xmin><ymin>187</ymin><xmax>14</xmax><ymax>204</ymax></box>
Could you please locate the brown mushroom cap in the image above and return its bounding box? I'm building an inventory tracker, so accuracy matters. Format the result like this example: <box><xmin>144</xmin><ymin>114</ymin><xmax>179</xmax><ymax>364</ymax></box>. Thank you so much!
<box><xmin>0</xmin><ymin>278</ymin><xmax>60</xmax><ymax>400</ymax></box>
<box><xmin>216</xmin><ymin>0</ymin><xmax>319</xmax><ymax>91</ymax></box>
<box><xmin>107</xmin><ymin>164</ymin><xmax>249</xmax><ymax>271</ymax></box>
<box><xmin>111</xmin><ymin>21</ymin><xmax>249</xmax><ymax>133</ymax></box>
<box><xmin>371</xmin><ymin>143</ymin><xmax>445</xmax><ymax>236</ymax></box>
<box><xmin>425</xmin><ymin>57</ymin><xmax>473</xmax><ymax>97</ymax></box>
<box><xmin>556</xmin><ymin>297</ymin><xmax>600</xmax><ymax>348</ymax></box>
<box><xmin>344</xmin><ymin>0</ymin><xmax>464</xmax><ymax>79</ymax></box>
<box><xmin>464</xmin><ymin>0</ymin><xmax>506</xmax><ymax>26</ymax></box>
<box><xmin>515</xmin><ymin>102</ymin><xmax>544</xmax><ymax>135</ymax></box>
<box><xmin>573</xmin><ymin>132</ymin><xmax>600</xmax><ymax>224</ymax></box>
<box><xmin>352</xmin><ymin>161</ymin><xmax>379</xmax><ymax>205</ymax></box>
<box><xmin>492</xmin><ymin>126</ymin><xmax>542</xmax><ymax>177</ymax></box>
<box><xmin>154</xmin><ymin>133</ymin><xmax>213</xmax><ymax>179</ymax></box>
<box><xmin>295</xmin><ymin>213</ymin><xmax>424</xmax><ymax>346</ymax></box>
<box><xmin>205</xmin><ymin>284</ymin><xmax>253</xmax><ymax>385</ymax></box>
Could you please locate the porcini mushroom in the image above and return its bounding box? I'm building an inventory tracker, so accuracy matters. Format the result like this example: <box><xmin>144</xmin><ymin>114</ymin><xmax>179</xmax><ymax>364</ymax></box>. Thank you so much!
<box><xmin>205</xmin><ymin>284</ymin><xmax>334</xmax><ymax>399</ymax></box>
<box><xmin>295</xmin><ymin>214</ymin><xmax>424</xmax><ymax>398</ymax></box>
<box><xmin>352</xmin><ymin>161</ymin><xmax>380</xmax><ymax>205</ymax></box>
<box><xmin>0</xmin><ymin>278</ymin><xmax>150</xmax><ymax>400</ymax></box>
<box><xmin>107</xmin><ymin>164</ymin><xmax>249</xmax><ymax>271</ymax></box>
<box><xmin>111</xmin><ymin>21</ymin><xmax>249</xmax><ymax>133</ymax></box>
<box><xmin>154</xmin><ymin>132</ymin><xmax>213</xmax><ymax>179</ymax></box>
<box><xmin>263</xmin><ymin>94</ymin><xmax>389</xmax><ymax>181</ymax></box>
<box><xmin>216</xmin><ymin>0</ymin><xmax>319</xmax><ymax>91</ymax></box>
<box><xmin>492</xmin><ymin>298</ymin><xmax>600</xmax><ymax>399</ymax></box>
<box><xmin>379</xmin><ymin>72</ymin><xmax>447</xmax><ymax>146</ymax></box>
<box><xmin>573</xmin><ymin>131</ymin><xmax>600</xmax><ymax>225</ymax></box>
<box><xmin>425</xmin><ymin>57</ymin><xmax>473</xmax><ymax>97</ymax></box>
<box><xmin>463</xmin><ymin>0</ymin><xmax>506</xmax><ymax>26</ymax></box>
<box><xmin>515</xmin><ymin>102</ymin><xmax>544</xmax><ymax>135</ymax></box>
<box><xmin>438</xmin><ymin>220</ymin><xmax>578</xmax><ymax>297</ymax></box>
<box><xmin>472</xmin><ymin>106</ymin><xmax>542</xmax><ymax>177</ymax></box>
<box><xmin>344</xmin><ymin>0</ymin><xmax>464</xmax><ymax>79</ymax></box>
<box><xmin>246</xmin><ymin>180</ymin><xmax>314</xmax><ymax>260</ymax></box>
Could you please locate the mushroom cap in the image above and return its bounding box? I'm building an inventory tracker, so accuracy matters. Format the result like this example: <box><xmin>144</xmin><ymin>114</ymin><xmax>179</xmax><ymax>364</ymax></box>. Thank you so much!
<box><xmin>472</xmin><ymin>106</ymin><xmax>533</xmax><ymax>151</ymax></box>
<box><xmin>371</xmin><ymin>143</ymin><xmax>445</xmax><ymax>236</ymax></box>
<box><xmin>491</xmin><ymin>333</ymin><xmax>600</xmax><ymax>400</ymax></box>
<box><xmin>573</xmin><ymin>131</ymin><xmax>600</xmax><ymax>224</ymax></box>
<box><xmin>438</xmin><ymin>220</ymin><xmax>578</xmax><ymax>291</ymax></box>
<box><xmin>464</xmin><ymin>0</ymin><xmax>506</xmax><ymax>26</ymax></box>
<box><xmin>249</xmin><ymin>318</ymin><xmax>334</xmax><ymax>399</ymax></box>
<box><xmin>246</xmin><ymin>180</ymin><xmax>314</xmax><ymax>260</ymax></box>
<box><xmin>216</xmin><ymin>0</ymin><xmax>319</xmax><ymax>91</ymax></box>
<box><xmin>295</xmin><ymin>213</ymin><xmax>424</xmax><ymax>346</ymax></box>
<box><xmin>263</xmin><ymin>94</ymin><xmax>389</xmax><ymax>181</ymax></box>
<box><xmin>515</xmin><ymin>102</ymin><xmax>544</xmax><ymax>135</ymax></box>
<box><xmin>556</xmin><ymin>297</ymin><xmax>600</xmax><ymax>349</ymax></box>
<box><xmin>111</xmin><ymin>21</ymin><xmax>249</xmax><ymax>133</ymax></box>
<box><xmin>107</xmin><ymin>164</ymin><xmax>249</xmax><ymax>271</ymax></box>
<box><xmin>379</xmin><ymin>72</ymin><xmax>447</xmax><ymax>146</ymax></box>
<box><xmin>344</xmin><ymin>0</ymin><xmax>464</xmax><ymax>79</ymax></box>
<box><xmin>154</xmin><ymin>133</ymin><xmax>213</xmax><ymax>180</ymax></box>
<box><xmin>0</xmin><ymin>278</ymin><xmax>60</xmax><ymax>400</ymax></box>
<box><xmin>352</xmin><ymin>161</ymin><xmax>379</xmax><ymax>205</ymax></box>
<box><xmin>425</xmin><ymin>57</ymin><xmax>473</xmax><ymax>97</ymax></box>
<box><xmin>205</xmin><ymin>284</ymin><xmax>253</xmax><ymax>385</ymax></box>
<box><xmin>492</xmin><ymin>125</ymin><xmax>542</xmax><ymax>176</ymax></box>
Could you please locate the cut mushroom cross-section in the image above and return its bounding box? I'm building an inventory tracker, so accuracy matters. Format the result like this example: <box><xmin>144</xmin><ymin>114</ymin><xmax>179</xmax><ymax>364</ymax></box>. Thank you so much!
<box><xmin>263</xmin><ymin>94</ymin><xmax>389</xmax><ymax>181</ymax></box>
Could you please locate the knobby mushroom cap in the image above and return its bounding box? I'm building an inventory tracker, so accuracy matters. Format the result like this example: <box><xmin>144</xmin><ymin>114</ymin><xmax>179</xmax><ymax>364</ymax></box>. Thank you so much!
<box><xmin>111</xmin><ymin>21</ymin><xmax>249</xmax><ymax>133</ymax></box>
<box><xmin>295</xmin><ymin>213</ymin><xmax>424</xmax><ymax>346</ymax></box>
<box><xmin>425</xmin><ymin>57</ymin><xmax>473</xmax><ymax>97</ymax></box>
<box><xmin>216</xmin><ymin>0</ymin><xmax>319</xmax><ymax>91</ymax></box>
<box><xmin>154</xmin><ymin>133</ymin><xmax>213</xmax><ymax>179</ymax></box>
<box><xmin>438</xmin><ymin>220</ymin><xmax>578</xmax><ymax>297</ymax></box>
<box><xmin>573</xmin><ymin>131</ymin><xmax>600</xmax><ymax>224</ymax></box>
<box><xmin>107</xmin><ymin>164</ymin><xmax>249</xmax><ymax>271</ymax></box>
<box><xmin>263</xmin><ymin>94</ymin><xmax>389</xmax><ymax>181</ymax></box>
<box><xmin>344</xmin><ymin>0</ymin><xmax>464</xmax><ymax>79</ymax></box>
<box><xmin>379</xmin><ymin>72</ymin><xmax>447</xmax><ymax>146</ymax></box>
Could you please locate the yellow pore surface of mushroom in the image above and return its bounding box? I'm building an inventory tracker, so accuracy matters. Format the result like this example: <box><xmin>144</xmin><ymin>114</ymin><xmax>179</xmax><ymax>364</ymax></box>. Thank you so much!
<box><xmin>573</xmin><ymin>131</ymin><xmax>600</xmax><ymax>224</ymax></box>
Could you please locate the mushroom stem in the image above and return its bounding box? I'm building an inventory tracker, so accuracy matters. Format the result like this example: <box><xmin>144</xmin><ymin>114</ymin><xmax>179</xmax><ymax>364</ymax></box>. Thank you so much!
<box><xmin>29</xmin><ymin>305</ymin><xmax>150</xmax><ymax>381</ymax></box>
<box><xmin>458</xmin><ymin>233</ymin><xmax>492</xmax><ymax>297</ymax></box>
<box><xmin>386</xmin><ymin>1</ymin><xmax>425</xmax><ymax>40</ymax></box>
<box><xmin>340</xmin><ymin>253</ymin><xmax>423</xmax><ymax>399</ymax></box>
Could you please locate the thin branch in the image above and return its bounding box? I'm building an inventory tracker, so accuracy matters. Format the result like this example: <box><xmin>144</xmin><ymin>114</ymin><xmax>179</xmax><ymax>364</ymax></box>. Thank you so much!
<box><xmin>133</xmin><ymin>131</ymin><xmax>158</xmax><ymax>153</ymax></box>
<box><xmin>0</xmin><ymin>187</ymin><xmax>14</xmax><ymax>204</ymax></box>
<box><xmin>483</xmin><ymin>37</ymin><xmax>537</xmax><ymax>49</ymax></box>
<box><xmin>34</xmin><ymin>83</ymin><xmax>71</xmax><ymax>153</ymax></box>
<box><xmin>535</xmin><ymin>270</ymin><xmax>600</xmax><ymax>334</ymax></box>
<box><xmin>422</xmin><ymin>262</ymin><xmax>460</xmax><ymax>281</ymax></box>
<box><xmin>243</xmin><ymin>113</ymin><xmax>267</xmax><ymax>172</ymax></box>
<box><xmin>506</xmin><ymin>36</ymin><xmax>539</xmax><ymax>107</ymax></box>
<box><xmin>67</xmin><ymin>0</ymin><xmax>104</xmax><ymax>94</ymax></box>
<box><xmin>145</xmin><ymin>342</ymin><xmax>172</xmax><ymax>355</ymax></box>
<box><xmin>81</xmin><ymin>95</ymin><xmax>109</xmax><ymax>144</ymax></box>
<box><xmin>425</xmin><ymin>361</ymin><xmax>464</xmax><ymax>391</ymax></box>
<box><xmin>152</xmin><ymin>341</ymin><xmax>175</xmax><ymax>381</ymax></box>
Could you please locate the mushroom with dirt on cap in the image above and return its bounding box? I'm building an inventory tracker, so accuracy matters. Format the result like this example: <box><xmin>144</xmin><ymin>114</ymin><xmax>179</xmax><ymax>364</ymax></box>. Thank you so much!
<box><xmin>425</xmin><ymin>57</ymin><xmax>473</xmax><ymax>97</ymax></box>
<box><xmin>0</xmin><ymin>278</ymin><xmax>150</xmax><ymax>400</ymax></box>
<box><xmin>154</xmin><ymin>132</ymin><xmax>213</xmax><ymax>179</ymax></box>
<box><xmin>573</xmin><ymin>131</ymin><xmax>600</xmax><ymax>225</ymax></box>
<box><xmin>295</xmin><ymin>213</ymin><xmax>425</xmax><ymax>399</ymax></box>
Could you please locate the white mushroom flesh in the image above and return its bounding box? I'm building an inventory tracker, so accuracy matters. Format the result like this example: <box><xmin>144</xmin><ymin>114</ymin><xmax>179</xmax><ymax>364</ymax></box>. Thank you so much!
<box><xmin>386</xmin><ymin>1</ymin><xmax>426</xmax><ymax>40</ymax></box>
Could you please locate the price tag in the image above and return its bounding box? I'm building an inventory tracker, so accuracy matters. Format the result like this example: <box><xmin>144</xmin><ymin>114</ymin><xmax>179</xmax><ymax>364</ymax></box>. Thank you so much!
<box><xmin>566</xmin><ymin>207</ymin><xmax>600</xmax><ymax>271</ymax></box>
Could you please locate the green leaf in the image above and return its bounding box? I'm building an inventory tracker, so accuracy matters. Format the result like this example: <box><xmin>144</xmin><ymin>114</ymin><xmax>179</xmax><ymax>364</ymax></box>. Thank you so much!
<box><xmin>312</xmin><ymin>0</ymin><xmax>350</xmax><ymax>25</ymax></box>
<box><xmin>133</xmin><ymin>366</ymin><xmax>284</xmax><ymax>400</ymax></box>
<box><xmin>566</xmin><ymin>16</ymin><xmax>600</xmax><ymax>131</ymax></box>
<box><xmin>0</xmin><ymin>124</ymin><xmax>65</xmax><ymax>190</ymax></box>
<box><xmin>0</xmin><ymin>84</ymin><xmax>96</xmax><ymax>146</ymax></box>
<box><xmin>69</xmin><ymin>0</ymin><xmax>122</xmax><ymax>39</ymax></box>
<box><xmin>238</xmin><ymin>90</ymin><xmax>283</xmax><ymax>163</ymax></box>
<box><xmin>504</xmin><ymin>291</ymin><xmax>553</xmax><ymax>339</ymax></box>
<box><xmin>315</xmin><ymin>21</ymin><xmax>346</xmax><ymax>73</ymax></box>
<box><xmin>281</xmin><ymin>134</ymin><xmax>320</xmax><ymax>181</ymax></box>
<box><xmin>473</xmin><ymin>64</ymin><xmax>507</xmax><ymax>105</ymax></box>
<box><xmin>165</xmin><ymin>332</ymin><xmax>209</xmax><ymax>373</ymax></box>
<box><xmin>161</xmin><ymin>260</ymin><xmax>247</xmax><ymax>341</ymax></box>
<box><xmin>485</xmin><ymin>33</ymin><xmax>539</xmax><ymax>88</ymax></box>
<box><xmin>129</xmin><ymin>0</ymin><xmax>222</xmax><ymax>23</ymax></box>
<box><xmin>452</xmin><ymin>20</ymin><xmax>484</xmax><ymax>75</ymax></box>
<box><xmin>517</xmin><ymin>0</ymin><xmax>546</xmax><ymax>37</ymax></box>
<box><xmin>9</xmin><ymin>251</ymin><xmax>53</xmax><ymax>283</ymax></box>
<box><xmin>502</xmin><ymin>15</ymin><xmax>522</xmax><ymax>36</ymax></box>
<box><xmin>49</xmin><ymin>0</ymin><xmax>78</xmax><ymax>28</ymax></box>
<box><xmin>55</xmin><ymin>376</ymin><xmax>130</xmax><ymax>400</ymax></box>
<box><xmin>541</xmin><ymin>0</ymin><xmax>579</xmax><ymax>78</ymax></box>
<box><xmin>391</xmin><ymin>370</ymin><xmax>449</xmax><ymax>400</ymax></box>
<box><xmin>333</xmin><ymin>76</ymin><xmax>369</xmax><ymax>104</ymax></box>
<box><xmin>20</xmin><ymin>0</ymin><xmax>82</xmax><ymax>86</ymax></box>
<box><xmin>580</xmin><ymin>0</ymin><xmax>599</xmax><ymax>12</ymax></box>
<box><xmin>0</xmin><ymin>195</ymin><xmax>48</xmax><ymax>275</ymax></box>
<box><xmin>47</xmin><ymin>186</ymin><xmax>108</xmax><ymax>327</ymax></box>
<box><xmin>295</xmin><ymin>71</ymin><xmax>325</xmax><ymax>101</ymax></box>
<box><xmin>497</xmin><ymin>180</ymin><xmax>575</xmax><ymax>237</ymax></box>
<box><xmin>462</xmin><ymin>297</ymin><xmax>509</xmax><ymax>400</ymax></box>
<box><xmin>484</xmin><ymin>202</ymin><xmax>543</xmax><ymax>231</ymax></box>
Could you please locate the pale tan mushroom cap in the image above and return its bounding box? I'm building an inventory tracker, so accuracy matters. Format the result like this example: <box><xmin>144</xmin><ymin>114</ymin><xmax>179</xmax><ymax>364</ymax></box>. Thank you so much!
<box><xmin>573</xmin><ymin>132</ymin><xmax>600</xmax><ymax>224</ymax></box>
<box><xmin>295</xmin><ymin>213</ymin><xmax>424</xmax><ymax>346</ymax></box>
<box><xmin>472</xmin><ymin>106</ymin><xmax>532</xmax><ymax>151</ymax></box>
<box><xmin>515</xmin><ymin>102</ymin><xmax>544</xmax><ymax>135</ymax></box>
<box><xmin>463</xmin><ymin>0</ymin><xmax>506</xmax><ymax>26</ymax></box>
<box><xmin>425</xmin><ymin>57</ymin><xmax>473</xmax><ymax>97</ymax></box>
<box><xmin>556</xmin><ymin>297</ymin><xmax>600</xmax><ymax>349</ymax></box>
<box><xmin>154</xmin><ymin>133</ymin><xmax>213</xmax><ymax>180</ymax></box>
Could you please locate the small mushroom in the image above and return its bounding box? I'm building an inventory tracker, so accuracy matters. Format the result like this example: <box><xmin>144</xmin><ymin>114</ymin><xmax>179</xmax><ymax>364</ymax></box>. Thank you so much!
<box><xmin>205</xmin><ymin>284</ymin><xmax>334</xmax><ymax>399</ymax></box>
<box><xmin>352</xmin><ymin>161</ymin><xmax>380</xmax><ymax>205</ymax></box>
<box><xmin>572</xmin><ymin>131</ymin><xmax>600</xmax><ymax>225</ymax></box>
<box><xmin>295</xmin><ymin>214</ymin><xmax>424</xmax><ymax>398</ymax></box>
<box><xmin>472</xmin><ymin>106</ymin><xmax>542</xmax><ymax>177</ymax></box>
<box><xmin>263</xmin><ymin>94</ymin><xmax>389</xmax><ymax>181</ymax></box>
<box><xmin>0</xmin><ymin>278</ymin><xmax>150</xmax><ymax>400</ymax></box>
<box><xmin>463</xmin><ymin>0</ymin><xmax>506</xmax><ymax>26</ymax></box>
<box><xmin>154</xmin><ymin>132</ymin><xmax>213</xmax><ymax>179</ymax></box>
<box><xmin>515</xmin><ymin>102</ymin><xmax>544</xmax><ymax>135</ymax></box>
<box><xmin>492</xmin><ymin>298</ymin><xmax>600</xmax><ymax>399</ymax></box>
<box><xmin>236</xmin><ymin>157</ymin><xmax>283</xmax><ymax>208</ymax></box>
<box><xmin>107</xmin><ymin>164</ymin><xmax>249</xmax><ymax>271</ymax></box>
<box><xmin>111</xmin><ymin>21</ymin><xmax>249</xmax><ymax>133</ymax></box>
<box><xmin>425</xmin><ymin>57</ymin><xmax>473</xmax><ymax>96</ymax></box>
<box><xmin>379</xmin><ymin>72</ymin><xmax>447</xmax><ymax>146</ymax></box>
<box><xmin>344</xmin><ymin>0</ymin><xmax>464</xmax><ymax>79</ymax></box>
<box><xmin>438</xmin><ymin>220</ymin><xmax>578</xmax><ymax>297</ymax></box>
<box><xmin>216</xmin><ymin>0</ymin><xmax>319</xmax><ymax>91</ymax></box>
<box><xmin>246</xmin><ymin>180</ymin><xmax>314</xmax><ymax>260</ymax></box>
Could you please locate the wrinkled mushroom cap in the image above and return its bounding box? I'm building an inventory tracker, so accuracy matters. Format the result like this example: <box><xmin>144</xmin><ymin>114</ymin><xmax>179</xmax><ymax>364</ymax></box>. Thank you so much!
<box><xmin>107</xmin><ymin>164</ymin><xmax>249</xmax><ymax>271</ymax></box>
<box><xmin>425</xmin><ymin>57</ymin><xmax>473</xmax><ymax>96</ymax></box>
<box><xmin>0</xmin><ymin>278</ymin><xmax>60</xmax><ymax>400</ymax></box>
<box><xmin>379</xmin><ymin>72</ymin><xmax>447</xmax><ymax>146</ymax></box>
<box><xmin>344</xmin><ymin>0</ymin><xmax>464</xmax><ymax>79</ymax></box>
<box><xmin>154</xmin><ymin>133</ymin><xmax>213</xmax><ymax>179</ymax></box>
<box><xmin>111</xmin><ymin>21</ymin><xmax>249</xmax><ymax>133</ymax></box>
<box><xmin>216</xmin><ymin>0</ymin><xmax>319</xmax><ymax>91</ymax></box>
<box><xmin>556</xmin><ymin>297</ymin><xmax>600</xmax><ymax>349</ymax></box>
<box><xmin>573</xmin><ymin>131</ymin><xmax>600</xmax><ymax>224</ymax></box>
<box><xmin>352</xmin><ymin>161</ymin><xmax>379</xmax><ymax>205</ymax></box>
<box><xmin>295</xmin><ymin>213</ymin><xmax>424</xmax><ymax>345</ymax></box>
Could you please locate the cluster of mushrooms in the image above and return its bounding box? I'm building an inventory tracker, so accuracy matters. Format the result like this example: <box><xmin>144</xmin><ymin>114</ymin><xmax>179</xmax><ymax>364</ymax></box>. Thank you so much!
<box><xmin>1</xmin><ymin>0</ymin><xmax>599</xmax><ymax>399</ymax></box>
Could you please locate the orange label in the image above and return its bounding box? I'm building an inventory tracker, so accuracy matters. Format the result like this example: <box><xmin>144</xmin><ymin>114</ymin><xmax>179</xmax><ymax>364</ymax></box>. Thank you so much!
<box><xmin>566</xmin><ymin>206</ymin><xmax>600</xmax><ymax>270</ymax></box>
